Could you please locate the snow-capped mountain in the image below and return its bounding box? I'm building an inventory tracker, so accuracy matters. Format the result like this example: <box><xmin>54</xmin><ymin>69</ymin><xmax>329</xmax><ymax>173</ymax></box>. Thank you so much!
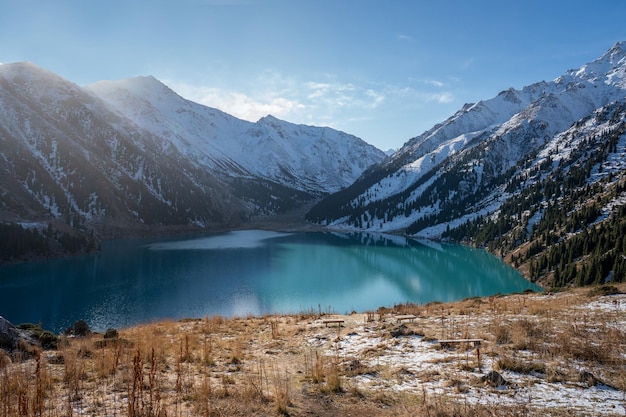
<box><xmin>307</xmin><ymin>42</ymin><xmax>626</xmax><ymax>288</ymax></box>
<box><xmin>307</xmin><ymin>41</ymin><xmax>626</xmax><ymax>237</ymax></box>
<box><xmin>0</xmin><ymin>62</ymin><xmax>385</xmax><ymax>248</ymax></box>
<box><xmin>0</xmin><ymin>62</ymin><xmax>252</xmax><ymax>238</ymax></box>
<box><xmin>86</xmin><ymin>77</ymin><xmax>385</xmax><ymax>195</ymax></box>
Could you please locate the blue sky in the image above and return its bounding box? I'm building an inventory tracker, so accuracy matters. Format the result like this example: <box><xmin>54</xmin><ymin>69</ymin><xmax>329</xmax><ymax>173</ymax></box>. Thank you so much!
<box><xmin>1</xmin><ymin>0</ymin><xmax>625</xmax><ymax>151</ymax></box>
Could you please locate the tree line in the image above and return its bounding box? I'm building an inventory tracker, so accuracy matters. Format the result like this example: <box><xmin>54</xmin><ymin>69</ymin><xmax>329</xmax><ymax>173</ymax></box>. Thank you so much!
<box><xmin>443</xmin><ymin>117</ymin><xmax>626</xmax><ymax>288</ymax></box>
<box><xmin>0</xmin><ymin>222</ymin><xmax>97</xmax><ymax>263</ymax></box>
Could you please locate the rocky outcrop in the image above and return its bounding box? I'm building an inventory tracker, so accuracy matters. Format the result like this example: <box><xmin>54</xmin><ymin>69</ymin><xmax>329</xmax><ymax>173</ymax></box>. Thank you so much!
<box><xmin>481</xmin><ymin>370</ymin><xmax>509</xmax><ymax>388</ymax></box>
<box><xmin>0</xmin><ymin>316</ymin><xmax>37</xmax><ymax>351</ymax></box>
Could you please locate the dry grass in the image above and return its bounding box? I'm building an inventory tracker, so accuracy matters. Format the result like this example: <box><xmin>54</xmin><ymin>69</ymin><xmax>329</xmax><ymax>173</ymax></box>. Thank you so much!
<box><xmin>1</xmin><ymin>284</ymin><xmax>625</xmax><ymax>416</ymax></box>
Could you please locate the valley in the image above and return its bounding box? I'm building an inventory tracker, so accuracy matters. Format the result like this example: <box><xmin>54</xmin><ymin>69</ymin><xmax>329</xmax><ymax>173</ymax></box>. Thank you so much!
<box><xmin>1</xmin><ymin>38</ymin><xmax>626</xmax><ymax>417</ymax></box>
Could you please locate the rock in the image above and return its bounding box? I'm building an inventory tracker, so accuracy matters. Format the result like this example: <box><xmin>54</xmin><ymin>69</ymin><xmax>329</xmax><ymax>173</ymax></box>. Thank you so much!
<box><xmin>481</xmin><ymin>370</ymin><xmax>508</xmax><ymax>388</ymax></box>
<box><xmin>579</xmin><ymin>370</ymin><xmax>596</xmax><ymax>387</ymax></box>
<box><xmin>344</xmin><ymin>359</ymin><xmax>363</xmax><ymax>373</ymax></box>
<box><xmin>390</xmin><ymin>324</ymin><xmax>415</xmax><ymax>338</ymax></box>
<box><xmin>579</xmin><ymin>370</ymin><xmax>613</xmax><ymax>388</ymax></box>
<box><xmin>65</xmin><ymin>320</ymin><xmax>91</xmax><ymax>337</ymax></box>
<box><xmin>0</xmin><ymin>316</ymin><xmax>19</xmax><ymax>349</ymax></box>
<box><xmin>0</xmin><ymin>316</ymin><xmax>37</xmax><ymax>351</ymax></box>
<box><xmin>104</xmin><ymin>328</ymin><xmax>119</xmax><ymax>339</ymax></box>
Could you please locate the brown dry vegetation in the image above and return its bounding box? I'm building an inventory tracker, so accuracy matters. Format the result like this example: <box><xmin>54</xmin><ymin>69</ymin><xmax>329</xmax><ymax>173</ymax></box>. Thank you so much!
<box><xmin>1</xmin><ymin>284</ymin><xmax>626</xmax><ymax>417</ymax></box>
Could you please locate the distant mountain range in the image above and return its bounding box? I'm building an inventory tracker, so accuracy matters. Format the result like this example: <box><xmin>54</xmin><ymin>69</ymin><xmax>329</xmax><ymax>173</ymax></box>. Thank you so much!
<box><xmin>0</xmin><ymin>62</ymin><xmax>384</xmax><ymax>258</ymax></box>
<box><xmin>86</xmin><ymin>76</ymin><xmax>383</xmax><ymax>196</ymax></box>
<box><xmin>2</xmin><ymin>42</ymin><xmax>626</xmax><ymax>288</ymax></box>
<box><xmin>307</xmin><ymin>41</ymin><xmax>626</xmax><ymax>287</ymax></box>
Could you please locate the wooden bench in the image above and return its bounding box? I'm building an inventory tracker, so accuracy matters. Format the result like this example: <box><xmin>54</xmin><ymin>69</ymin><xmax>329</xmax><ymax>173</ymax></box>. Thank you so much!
<box><xmin>321</xmin><ymin>318</ymin><xmax>345</xmax><ymax>327</ymax></box>
<box><xmin>395</xmin><ymin>314</ymin><xmax>417</xmax><ymax>322</ymax></box>
<box><xmin>438</xmin><ymin>338</ymin><xmax>483</xmax><ymax>348</ymax></box>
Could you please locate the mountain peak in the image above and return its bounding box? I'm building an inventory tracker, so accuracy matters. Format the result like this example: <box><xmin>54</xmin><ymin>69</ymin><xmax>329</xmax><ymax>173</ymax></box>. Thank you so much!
<box><xmin>87</xmin><ymin>75</ymin><xmax>177</xmax><ymax>101</ymax></box>
<box><xmin>0</xmin><ymin>61</ymin><xmax>59</xmax><ymax>80</ymax></box>
<box><xmin>307</xmin><ymin>41</ymin><xmax>626</xmax><ymax>242</ymax></box>
<box><xmin>0</xmin><ymin>61</ymin><xmax>82</xmax><ymax>100</ymax></box>
<box><xmin>257</xmin><ymin>114</ymin><xmax>281</xmax><ymax>124</ymax></box>
<box><xmin>125</xmin><ymin>74</ymin><xmax>166</xmax><ymax>89</ymax></box>
<box><xmin>0</xmin><ymin>61</ymin><xmax>38</xmax><ymax>70</ymax></box>
<box><xmin>86</xmin><ymin>76</ymin><xmax>386</xmax><ymax>195</ymax></box>
<box><xmin>566</xmin><ymin>41</ymin><xmax>626</xmax><ymax>82</ymax></box>
<box><xmin>602</xmin><ymin>40</ymin><xmax>626</xmax><ymax>61</ymax></box>
<box><xmin>0</xmin><ymin>60</ymin><xmax>387</xmax><ymax>241</ymax></box>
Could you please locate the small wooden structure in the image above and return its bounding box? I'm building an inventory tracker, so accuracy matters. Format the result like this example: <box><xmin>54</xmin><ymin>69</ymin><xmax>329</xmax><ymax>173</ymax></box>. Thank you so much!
<box><xmin>321</xmin><ymin>318</ymin><xmax>345</xmax><ymax>327</ymax></box>
<box><xmin>395</xmin><ymin>314</ymin><xmax>417</xmax><ymax>322</ymax></box>
<box><xmin>438</xmin><ymin>338</ymin><xmax>483</xmax><ymax>348</ymax></box>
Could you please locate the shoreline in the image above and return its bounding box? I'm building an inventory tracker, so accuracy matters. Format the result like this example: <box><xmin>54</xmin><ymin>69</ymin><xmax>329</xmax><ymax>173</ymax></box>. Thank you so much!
<box><xmin>2</xmin><ymin>284</ymin><xmax>624</xmax><ymax>416</ymax></box>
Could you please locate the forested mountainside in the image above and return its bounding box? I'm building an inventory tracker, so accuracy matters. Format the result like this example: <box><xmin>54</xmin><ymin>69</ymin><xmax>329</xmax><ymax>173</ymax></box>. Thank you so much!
<box><xmin>307</xmin><ymin>42</ymin><xmax>626</xmax><ymax>288</ymax></box>
<box><xmin>444</xmin><ymin>108</ymin><xmax>626</xmax><ymax>288</ymax></box>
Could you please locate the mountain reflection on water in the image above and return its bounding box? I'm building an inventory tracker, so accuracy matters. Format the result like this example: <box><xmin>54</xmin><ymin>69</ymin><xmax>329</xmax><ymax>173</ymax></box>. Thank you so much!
<box><xmin>0</xmin><ymin>231</ymin><xmax>540</xmax><ymax>332</ymax></box>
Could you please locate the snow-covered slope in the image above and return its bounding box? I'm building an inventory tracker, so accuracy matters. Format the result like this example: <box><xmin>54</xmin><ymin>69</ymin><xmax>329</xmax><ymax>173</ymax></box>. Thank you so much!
<box><xmin>307</xmin><ymin>41</ymin><xmax>626</xmax><ymax>237</ymax></box>
<box><xmin>86</xmin><ymin>77</ymin><xmax>385</xmax><ymax>194</ymax></box>
<box><xmin>0</xmin><ymin>62</ymin><xmax>251</xmax><ymax>235</ymax></box>
<box><xmin>0</xmin><ymin>62</ymin><xmax>384</xmax><ymax>241</ymax></box>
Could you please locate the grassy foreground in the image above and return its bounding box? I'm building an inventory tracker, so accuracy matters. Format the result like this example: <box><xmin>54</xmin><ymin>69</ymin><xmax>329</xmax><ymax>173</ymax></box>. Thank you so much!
<box><xmin>1</xmin><ymin>284</ymin><xmax>625</xmax><ymax>417</ymax></box>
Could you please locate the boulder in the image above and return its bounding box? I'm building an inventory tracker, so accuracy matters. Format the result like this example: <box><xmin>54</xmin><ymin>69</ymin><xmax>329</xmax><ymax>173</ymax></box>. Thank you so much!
<box><xmin>481</xmin><ymin>370</ymin><xmax>508</xmax><ymax>388</ymax></box>
<box><xmin>0</xmin><ymin>316</ymin><xmax>37</xmax><ymax>351</ymax></box>
<box><xmin>579</xmin><ymin>370</ymin><xmax>615</xmax><ymax>389</ymax></box>
<box><xmin>389</xmin><ymin>324</ymin><xmax>416</xmax><ymax>338</ymax></box>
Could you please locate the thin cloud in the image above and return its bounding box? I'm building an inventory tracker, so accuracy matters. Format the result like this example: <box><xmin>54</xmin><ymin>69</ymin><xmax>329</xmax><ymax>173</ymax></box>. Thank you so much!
<box><xmin>167</xmin><ymin>82</ymin><xmax>305</xmax><ymax>121</ymax></box>
<box><xmin>461</xmin><ymin>57</ymin><xmax>475</xmax><ymax>70</ymax></box>
<box><xmin>304</xmin><ymin>81</ymin><xmax>383</xmax><ymax>110</ymax></box>
<box><xmin>305</xmin><ymin>82</ymin><xmax>334</xmax><ymax>100</ymax></box>
<box><xmin>166</xmin><ymin>74</ymin><xmax>453</xmax><ymax>133</ymax></box>
<box><xmin>408</xmin><ymin>77</ymin><xmax>446</xmax><ymax>88</ymax></box>
<box><xmin>424</xmin><ymin>79</ymin><xmax>445</xmax><ymax>87</ymax></box>
<box><xmin>396</xmin><ymin>33</ymin><xmax>415</xmax><ymax>42</ymax></box>
<box><xmin>427</xmin><ymin>92</ymin><xmax>454</xmax><ymax>103</ymax></box>
<box><xmin>365</xmin><ymin>89</ymin><xmax>385</xmax><ymax>108</ymax></box>
<box><xmin>381</xmin><ymin>84</ymin><xmax>455</xmax><ymax>105</ymax></box>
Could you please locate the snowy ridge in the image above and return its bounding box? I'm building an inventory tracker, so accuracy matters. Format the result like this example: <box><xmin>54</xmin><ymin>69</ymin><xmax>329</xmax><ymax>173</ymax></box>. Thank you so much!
<box><xmin>0</xmin><ymin>61</ymin><xmax>385</xmax><ymax>238</ymax></box>
<box><xmin>307</xmin><ymin>41</ymin><xmax>626</xmax><ymax>237</ymax></box>
<box><xmin>86</xmin><ymin>78</ymin><xmax>386</xmax><ymax>194</ymax></box>
<box><xmin>0</xmin><ymin>65</ymin><xmax>273</xmax><ymax>235</ymax></box>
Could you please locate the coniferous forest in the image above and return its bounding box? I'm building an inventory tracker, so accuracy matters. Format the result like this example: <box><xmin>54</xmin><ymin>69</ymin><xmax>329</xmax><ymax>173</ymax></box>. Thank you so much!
<box><xmin>443</xmin><ymin>122</ymin><xmax>626</xmax><ymax>288</ymax></box>
<box><xmin>0</xmin><ymin>222</ymin><xmax>97</xmax><ymax>263</ymax></box>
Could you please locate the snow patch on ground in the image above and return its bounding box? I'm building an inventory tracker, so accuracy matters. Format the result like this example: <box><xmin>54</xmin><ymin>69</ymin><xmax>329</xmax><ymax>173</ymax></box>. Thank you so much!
<box><xmin>308</xmin><ymin>293</ymin><xmax>626</xmax><ymax>415</ymax></box>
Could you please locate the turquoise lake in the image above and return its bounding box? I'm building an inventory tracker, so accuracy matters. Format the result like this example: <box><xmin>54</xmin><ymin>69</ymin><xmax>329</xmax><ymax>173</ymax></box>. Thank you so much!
<box><xmin>0</xmin><ymin>230</ymin><xmax>540</xmax><ymax>333</ymax></box>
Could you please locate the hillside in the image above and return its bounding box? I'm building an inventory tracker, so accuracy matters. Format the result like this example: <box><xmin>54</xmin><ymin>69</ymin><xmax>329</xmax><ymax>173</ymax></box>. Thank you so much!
<box><xmin>87</xmin><ymin>77</ymin><xmax>385</xmax><ymax>195</ymax></box>
<box><xmin>0</xmin><ymin>63</ymin><xmax>384</xmax><ymax>262</ymax></box>
<box><xmin>307</xmin><ymin>42</ymin><xmax>626</xmax><ymax>288</ymax></box>
<box><xmin>1</xmin><ymin>284</ymin><xmax>624</xmax><ymax>416</ymax></box>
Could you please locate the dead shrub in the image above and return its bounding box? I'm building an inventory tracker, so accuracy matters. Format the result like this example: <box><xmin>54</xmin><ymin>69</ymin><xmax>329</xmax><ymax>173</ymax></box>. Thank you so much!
<box><xmin>270</xmin><ymin>364</ymin><xmax>291</xmax><ymax>415</ymax></box>
<box><xmin>492</xmin><ymin>320</ymin><xmax>512</xmax><ymax>345</ymax></box>
<box><xmin>508</xmin><ymin>318</ymin><xmax>545</xmax><ymax>351</ymax></box>
<box><xmin>587</xmin><ymin>285</ymin><xmax>621</xmax><ymax>297</ymax></box>
<box><xmin>496</xmin><ymin>354</ymin><xmax>546</xmax><ymax>375</ymax></box>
